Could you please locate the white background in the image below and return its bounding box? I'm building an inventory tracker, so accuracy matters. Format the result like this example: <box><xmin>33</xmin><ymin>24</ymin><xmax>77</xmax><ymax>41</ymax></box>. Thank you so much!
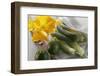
<box><xmin>0</xmin><ymin>0</ymin><xmax>100</xmax><ymax>76</ymax></box>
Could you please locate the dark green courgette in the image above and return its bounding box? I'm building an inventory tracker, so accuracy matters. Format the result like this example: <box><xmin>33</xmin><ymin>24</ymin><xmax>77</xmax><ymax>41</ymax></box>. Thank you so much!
<box><xmin>48</xmin><ymin>39</ymin><xmax>60</xmax><ymax>55</ymax></box>
<box><xmin>60</xmin><ymin>24</ymin><xmax>87</xmax><ymax>43</ymax></box>
<box><xmin>51</xmin><ymin>32</ymin><xmax>72</xmax><ymax>43</ymax></box>
<box><xmin>35</xmin><ymin>49</ymin><xmax>51</xmax><ymax>60</ymax></box>
<box><xmin>57</xmin><ymin>26</ymin><xmax>78</xmax><ymax>42</ymax></box>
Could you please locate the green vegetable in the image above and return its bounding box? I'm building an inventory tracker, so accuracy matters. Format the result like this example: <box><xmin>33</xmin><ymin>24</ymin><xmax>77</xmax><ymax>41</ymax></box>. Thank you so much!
<box><xmin>51</xmin><ymin>32</ymin><xmax>72</xmax><ymax>43</ymax></box>
<box><xmin>35</xmin><ymin>49</ymin><xmax>51</xmax><ymax>60</ymax></box>
<box><xmin>34</xmin><ymin>21</ymin><xmax>87</xmax><ymax>60</ymax></box>
<box><xmin>78</xmin><ymin>32</ymin><xmax>87</xmax><ymax>43</ymax></box>
<box><xmin>57</xmin><ymin>26</ymin><xmax>78</xmax><ymax>42</ymax></box>
<box><xmin>58</xmin><ymin>40</ymin><xmax>76</xmax><ymax>55</ymax></box>
<box><xmin>48</xmin><ymin>39</ymin><xmax>60</xmax><ymax>55</ymax></box>
<box><xmin>61</xmin><ymin>24</ymin><xmax>77</xmax><ymax>32</ymax></box>
<box><xmin>69</xmin><ymin>42</ymin><xmax>85</xmax><ymax>57</ymax></box>
<box><xmin>60</xmin><ymin>24</ymin><xmax>87</xmax><ymax>43</ymax></box>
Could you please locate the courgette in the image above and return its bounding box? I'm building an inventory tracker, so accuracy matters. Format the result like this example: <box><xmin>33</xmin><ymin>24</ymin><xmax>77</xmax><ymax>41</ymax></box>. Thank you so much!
<box><xmin>57</xmin><ymin>26</ymin><xmax>78</xmax><ymax>42</ymax></box>
<box><xmin>58</xmin><ymin>40</ymin><xmax>76</xmax><ymax>55</ymax></box>
<box><xmin>78</xmin><ymin>32</ymin><xmax>87</xmax><ymax>43</ymax></box>
<box><xmin>51</xmin><ymin>32</ymin><xmax>72</xmax><ymax>43</ymax></box>
<box><xmin>61</xmin><ymin>24</ymin><xmax>77</xmax><ymax>32</ymax></box>
<box><xmin>69</xmin><ymin>42</ymin><xmax>85</xmax><ymax>57</ymax></box>
<box><xmin>60</xmin><ymin>24</ymin><xmax>87</xmax><ymax>43</ymax></box>
<box><xmin>35</xmin><ymin>49</ymin><xmax>51</xmax><ymax>60</ymax></box>
<box><xmin>48</xmin><ymin>39</ymin><xmax>60</xmax><ymax>55</ymax></box>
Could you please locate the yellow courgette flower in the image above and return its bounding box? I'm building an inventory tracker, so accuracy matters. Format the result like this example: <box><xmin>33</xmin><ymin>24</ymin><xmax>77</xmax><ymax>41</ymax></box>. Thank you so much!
<box><xmin>28</xmin><ymin>16</ymin><xmax>60</xmax><ymax>42</ymax></box>
<box><xmin>32</xmin><ymin>31</ymin><xmax>48</xmax><ymax>42</ymax></box>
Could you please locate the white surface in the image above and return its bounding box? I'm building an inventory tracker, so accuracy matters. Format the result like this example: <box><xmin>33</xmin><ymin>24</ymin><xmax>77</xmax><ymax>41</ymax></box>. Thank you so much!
<box><xmin>0</xmin><ymin>0</ymin><xmax>100</xmax><ymax>76</ymax></box>
<box><xmin>20</xmin><ymin>6</ymin><xmax>94</xmax><ymax>70</ymax></box>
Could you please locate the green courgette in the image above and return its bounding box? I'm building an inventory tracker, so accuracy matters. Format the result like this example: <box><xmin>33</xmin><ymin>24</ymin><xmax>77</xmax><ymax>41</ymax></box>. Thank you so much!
<box><xmin>61</xmin><ymin>24</ymin><xmax>77</xmax><ymax>32</ymax></box>
<box><xmin>69</xmin><ymin>42</ymin><xmax>85</xmax><ymax>57</ymax></box>
<box><xmin>60</xmin><ymin>24</ymin><xmax>87</xmax><ymax>43</ymax></box>
<box><xmin>51</xmin><ymin>32</ymin><xmax>72</xmax><ymax>43</ymax></box>
<box><xmin>58</xmin><ymin>40</ymin><xmax>76</xmax><ymax>55</ymax></box>
<box><xmin>35</xmin><ymin>49</ymin><xmax>51</xmax><ymax>60</ymax></box>
<box><xmin>48</xmin><ymin>39</ymin><xmax>60</xmax><ymax>55</ymax></box>
<box><xmin>78</xmin><ymin>32</ymin><xmax>87</xmax><ymax>43</ymax></box>
<box><xmin>57</xmin><ymin>26</ymin><xmax>78</xmax><ymax>42</ymax></box>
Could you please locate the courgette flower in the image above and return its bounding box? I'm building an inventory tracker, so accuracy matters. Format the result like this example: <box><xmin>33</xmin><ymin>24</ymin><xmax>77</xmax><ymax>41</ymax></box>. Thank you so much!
<box><xmin>28</xmin><ymin>16</ymin><xmax>60</xmax><ymax>42</ymax></box>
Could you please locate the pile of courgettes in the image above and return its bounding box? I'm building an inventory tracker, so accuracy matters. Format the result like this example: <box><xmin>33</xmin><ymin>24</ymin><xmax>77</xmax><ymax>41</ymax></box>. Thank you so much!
<box><xmin>35</xmin><ymin>23</ymin><xmax>87</xmax><ymax>60</ymax></box>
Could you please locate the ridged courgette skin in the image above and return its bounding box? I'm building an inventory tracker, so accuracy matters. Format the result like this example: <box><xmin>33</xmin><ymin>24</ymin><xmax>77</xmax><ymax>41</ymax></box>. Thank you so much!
<box><xmin>48</xmin><ymin>39</ymin><xmax>60</xmax><ymax>55</ymax></box>
<box><xmin>60</xmin><ymin>24</ymin><xmax>87</xmax><ymax>43</ymax></box>
<box><xmin>51</xmin><ymin>32</ymin><xmax>72</xmax><ymax>43</ymax></box>
<box><xmin>35</xmin><ymin>50</ymin><xmax>51</xmax><ymax>60</ymax></box>
<box><xmin>61</xmin><ymin>24</ymin><xmax>77</xmax><ymax>32</ymax></box>
<box><xmin>78</xmin><ymin>32</ymin><xmax>87</xmax><ymax>43</ymax></box>
<box><xmin>48</xmin><ymin>40</ymin><xmax>55</xmax><ymax>54</ymax></box>
<box><xmin>57</xmin><ymin>26</ymin><xmax>78</xmax><ymax>42</ymax></box>
<box><xmin>69</xmin><ymin>42</ymin><xmax>85</xmax><ymax>57</ymax></box>
<box><xmin>57</xmin><ymin>40</ymin><xmax>76</xmax><ymax>55</ymax></box>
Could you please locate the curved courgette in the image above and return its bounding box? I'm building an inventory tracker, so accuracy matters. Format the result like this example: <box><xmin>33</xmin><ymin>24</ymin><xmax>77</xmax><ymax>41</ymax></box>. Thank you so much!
<box><xmin>78</xmin><ymin>32</ymin><xmax>87</xmax><ymax>43</ymax></box>
<box><xmin>51</xmin><ymin>32</ymin><xmax>72</xmax><ymax>43</ymax></box>
<box><xmin>57</xmin><ymin>40</ymin><xmax>76</xmax><ymax>55</ymax></box>
<box><xmin>69</xmin><ymin>42</ymin><xmax>85</xmax><ymax>57</ymax></box>
<box><xmin>60</xmin><ymin>24</ymin><xmax>87</xmax><ymax>43</ymax></box>
<box><xmin>48</xmin><ymin>39</ymin><xmax>60</xmax><ymax>55</ymax></box>
<box><xmin>61</xmin><ymin>24</ymin><xmax>77</xmax><ymax>32</ymax></box>
<box><xmin>35</xmin><ymin>49</ymin><xmax>51</xmax><ymax>60</ymax></box>
<box><xmin>57</xmin><ymin>26</ymin><xmax>78</xmax><ymax>42</ymax></box>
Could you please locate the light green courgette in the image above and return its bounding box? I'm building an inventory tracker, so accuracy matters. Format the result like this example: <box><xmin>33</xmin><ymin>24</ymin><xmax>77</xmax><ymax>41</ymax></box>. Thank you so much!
<box><xmin>57</xmin><ymin>40</ymin><xmax>76</xmax><ymax>55</ymax></box>
<box><xmin>69</xmin><ymin>42</ymin><xmax>85</xmax><ymax>57</ymax></box>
